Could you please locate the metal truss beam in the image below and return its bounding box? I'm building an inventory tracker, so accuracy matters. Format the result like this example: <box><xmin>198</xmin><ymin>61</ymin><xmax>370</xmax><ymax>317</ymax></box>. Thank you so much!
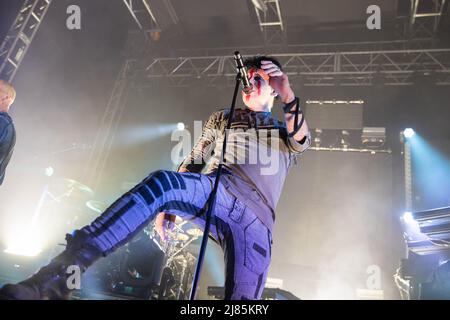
<box><xmin>403</xmin><ymin>138</ymin><xmax>413</xmax><ymax>211</ymax></box>
<box><xmin>409</xmin><ymin>0</ymin><xmax>447</xmax><ymax>36</ymax></box>
<box><xmin>0</xmin><ymin>0</ymin><xmax>52</xmax><ymax>82</ymax></box>
<box><xmin>251</xmin><ymin>0</ymin><xmax>285</xmax><ymax>45</ymax></box>
<box><xmin>309</xmin><ymin>147</ymin><xmax>392</xmax><ymax>154</ymax></box>
<box><xmin>83</xmin><ymin>60</ymin><xmax>136</xmax><ymax>191</ymax></box>
<box><xmin>137</xmin><ymin>48</ymin><xmax>450</xmax><ymax>87</ymax></box>
<box><xmin>173</xmin><ymin>38</ymin><xmax>440</xmax><ymax>57</ymax></box>
<box><xmin>162</xmin><ymin>0</ymin><xmax>180</xmax><ymax>25</ymax></box>
<box><xmin>123</xmin><ymin>0</ymin><xmax>160</xmax><ymax>31</ymax></box>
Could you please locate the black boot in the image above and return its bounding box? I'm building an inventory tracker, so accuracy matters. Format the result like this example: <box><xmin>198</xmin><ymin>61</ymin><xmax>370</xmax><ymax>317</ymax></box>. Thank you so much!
<box><xmin>0</xmin><ymin>231</ymin><xmax>103</xmax><ymax>300</ymax></box>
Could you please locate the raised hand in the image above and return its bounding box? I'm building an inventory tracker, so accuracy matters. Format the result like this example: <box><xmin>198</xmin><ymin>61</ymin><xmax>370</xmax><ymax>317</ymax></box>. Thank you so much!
<box><xmin>260</xmin><ymin>60</ymin><xmax>295</xmax><ymax>104</ymax></box>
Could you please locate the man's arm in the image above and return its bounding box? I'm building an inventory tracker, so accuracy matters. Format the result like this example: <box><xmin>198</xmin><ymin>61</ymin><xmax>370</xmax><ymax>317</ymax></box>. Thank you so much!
<box><xmin>282</xmin><ymin>93</ymin><xmax>310</xmax><ymax>145</ymax></box>
<box><xmin>0</xmin><ymin>114</ymin><xmax>15</xmax><ymax>185</ymax></box>
<box><xmin>282</xmin><ymin>94</ymin><xmax>311</xmax><ymax>154</ymax></box>
<box><xmin>177</xmin><ymin>111</ymin><xmax>220</xmax><ymax>173</ymax></box>
<box><xmin>156</xmin><ymin>111</ymin><xmax>220</xmax><ymax>240</ymax></box>
<box><xmin>260</xmin><ymin>60</ymin><xmax>311</xmax><ymax>153</ymax></box>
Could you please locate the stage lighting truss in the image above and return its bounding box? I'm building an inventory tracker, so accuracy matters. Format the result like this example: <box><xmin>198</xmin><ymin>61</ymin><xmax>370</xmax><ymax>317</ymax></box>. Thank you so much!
<box><xmin>251</xmin><ymin>0</ymin><xmax>285</xmax><ymax>44</ymax></box>
<box><xmin>83</xmin><ymin>60</ymin><xmax>136</xmax><ymax>191</ymax></box>
<box><xmin>309</xmin><ymin>128</ymin><xmax>391</xmax><ymax>154</ymax></box>
<box><xmin>123</xmin><ymin>0</ymin><xmax>162</xmax><ymax>42</ymax></box>
<box><xmin>409</xmin><ymin>0</ymin><xmax>448</xmax><ymax>36</ymax></box>
<box><xmin>0</xmin><ymin>0</ymin><xmax>53</xmax><ymax>82</ymax></box>
<box><xmin>137</xmin><ymin>48</ymin><xmax>450</xmax><ymax>87</ymax></box>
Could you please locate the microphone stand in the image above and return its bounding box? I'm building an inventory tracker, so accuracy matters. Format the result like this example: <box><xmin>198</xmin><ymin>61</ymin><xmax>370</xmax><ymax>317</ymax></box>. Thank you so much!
<box><xmin>189</xmin><ymin>52</ymin><xmax>244</xmax><ymax>300</ymax></box>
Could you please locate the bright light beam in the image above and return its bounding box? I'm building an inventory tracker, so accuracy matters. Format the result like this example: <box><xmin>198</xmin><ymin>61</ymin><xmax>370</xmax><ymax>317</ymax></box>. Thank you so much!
<box><xmin>117</xmin><ymin>123</ymin><xmax>178</xmax><ymax>146</ymax></box>
<box><xmin>177</xmin><ymin>122</ymin><xmax>185</xmax><ymax>131</ymax></box>
<box><xmin>409</xmin><ymin>133</ymin><xmax>450</xmax><ymax>209</ymax></box>
<box><xmin>403</xmin><ymin>128</ymin><xmax>415</xmax><ymax>139</ymax></box>
<box><xmin>4</xmin><ymin>227</ymin><xmax>43</xmax><ymax>257</ymax></box>
<box><xmin>402</xmin><ymin>211</ymin><xmax>413</xmax><ymax>223</ymax></box>
<box><xmin>400</xmin><ymin>211</ymin><xmax>428</xmax><ymax>242</ymax></box>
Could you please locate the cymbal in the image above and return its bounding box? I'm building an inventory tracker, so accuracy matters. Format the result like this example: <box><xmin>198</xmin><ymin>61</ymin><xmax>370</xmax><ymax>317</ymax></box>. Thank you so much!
<box><xmin>86</xmin><ymin>200</ymin><xmax>108</xmax><ymax>214</ymax></box>
<box><xmin>175</xmin><ymin>216</ymin><xmax>183</xmax><ymax>223</ymax></box>
<box><xmin>171</xmin><ymin>233</ymin><xmax>190</xmax><ymax>242</ymax></box>
<box><xmin>186</xmin><ymin>228</ymin><xmax>203</xmax><ymax>237</ymax></box>
<box><xmin>64</xmin><ymin>179</ymin><xmax>95</xmax><ymax>196</ymax></box>
<box><xmin>173</xmin><ymin>252</ymin><xmax>196</xmax><ymax>261</ymax></box>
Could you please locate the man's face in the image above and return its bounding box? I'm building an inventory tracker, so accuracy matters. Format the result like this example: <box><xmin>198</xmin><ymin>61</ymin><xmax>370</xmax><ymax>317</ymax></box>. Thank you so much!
<box><xmin>241</xmin><ymin>68</ymin><xmax>275</xmax><ymax>110</ymax></box>
<box><xmin>0</xmin><ymin>82</ymin><xmax>15</xmax><ymax>111</ymax></box>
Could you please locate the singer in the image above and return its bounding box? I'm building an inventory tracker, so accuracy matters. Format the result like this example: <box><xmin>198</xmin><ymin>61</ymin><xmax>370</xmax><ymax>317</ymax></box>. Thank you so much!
<box><xmin>0</xmin><ymin>56</ymin><xmax>310</xmax><ymax>300</ymax></box>
<box><xmin>0</xmin><ymin>80</ymin><xmax>16</xmax><ymax>186</ymax></box>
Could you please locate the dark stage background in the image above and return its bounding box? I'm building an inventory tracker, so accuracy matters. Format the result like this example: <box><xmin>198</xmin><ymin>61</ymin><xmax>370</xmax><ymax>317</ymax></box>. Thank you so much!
<box><xmin>272</xmin><ymin>150</ymin><xmax>404</xmax><ymax>299</ymax></box>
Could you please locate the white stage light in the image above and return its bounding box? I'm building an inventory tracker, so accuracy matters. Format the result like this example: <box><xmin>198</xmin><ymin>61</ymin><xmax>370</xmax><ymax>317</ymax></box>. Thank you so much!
<box><xmin>403</xmin><ymin>128</ymin><xmax>415</xmax><ymax>138</ymax></box>
<box><xmin>177</xmin><ymin>122</ymin><xmax>185</xmax><ymax>131</ymax></box>
<box><xmin>4</xmin><ymin>228</ymin><xmax>43</xmax><ymax>257</ymax></box>
<box><xmin>402</xmin><ymin>211</ymin><xmax>413</xmax><ymax>222</ymax></box>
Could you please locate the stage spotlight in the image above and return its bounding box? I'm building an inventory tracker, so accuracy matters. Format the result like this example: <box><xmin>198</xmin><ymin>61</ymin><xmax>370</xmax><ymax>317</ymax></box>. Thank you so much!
<box><xmin>177</xmin><ymin>122</ymin><xmax>185</xmax><ymax>131</ymax></box>
<box><xmin>340</xmin><ymin>130</ymin><xmax>351</xmax><ymax>149</ymax></box>
<box><xmin>314</xmin><ymin>129</ymin><xmax>322</xmax><ymax>148</ymax></box>
<box><xmin>4</xmin><ymin>228</ymin><xmax>43</xmax><ymax>257</ymax></box>
<box><xmin>402</xmin><ymin>211</ymin><xmax>414</xmax><ymax>223</ymax></box>
<box><xmin>44</xmin><ymin>166</ymin><xmax>54</xmax><ymax>177</ymax></box>
<box><xmin>400</xmin><ymin>211</ymin><xmax>429</xmax><ymax>242</ymax></box>
<box><xmin>4</xmin><ymin>246</ymin><xmax>41</xmax><ymax>257</ymax></box>
<box><xmin>403</xmin><ymin>128</ymin><xmax>415</xmax><ymax>139</ymax></box>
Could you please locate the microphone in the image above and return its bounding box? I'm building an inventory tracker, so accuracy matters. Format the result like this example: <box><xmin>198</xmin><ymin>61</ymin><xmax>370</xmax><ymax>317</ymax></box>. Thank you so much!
<box><xmin>234</xmin><ymin>51</ymin><xmax>253</xmax><ymax>94</ymax></box>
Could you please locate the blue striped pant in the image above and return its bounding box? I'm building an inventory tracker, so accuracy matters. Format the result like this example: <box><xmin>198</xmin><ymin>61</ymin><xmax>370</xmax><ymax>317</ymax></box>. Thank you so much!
<box><xmin>77</xmin><ymin>170</ymin><xmax>273</xmax><ymax>300</ymax></box>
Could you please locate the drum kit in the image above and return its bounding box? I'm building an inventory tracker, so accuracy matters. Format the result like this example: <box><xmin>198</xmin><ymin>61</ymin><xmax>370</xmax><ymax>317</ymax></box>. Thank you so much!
<box><xmin>38</xmin><ymin>177</ymin><xmax>205</xmax><ymax>299</ymax></box>
<box><xmin>147</xmin><ymin>216</ymin><xmax>204</xmax><ymax>300</ymax></box>
<box><xmin>80</xmin><ymin>216</ymin><xmax>204</xmax><ymax>300</ymax></box>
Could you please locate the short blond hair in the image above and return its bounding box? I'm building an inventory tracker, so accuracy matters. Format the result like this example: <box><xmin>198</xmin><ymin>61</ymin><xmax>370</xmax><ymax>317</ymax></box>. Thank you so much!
<box><xmin>0</xmin><ymin>80</ymin><xmax>16</xmax><ymax>109</ymax></box>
